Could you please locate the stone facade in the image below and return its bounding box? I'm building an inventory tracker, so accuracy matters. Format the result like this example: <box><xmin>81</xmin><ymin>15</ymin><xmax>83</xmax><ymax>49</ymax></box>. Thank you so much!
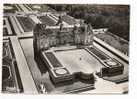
<box><xmin>33</xmin><ymin>23</ymin><xmax>94</xmax><ymax>54</ymax></box>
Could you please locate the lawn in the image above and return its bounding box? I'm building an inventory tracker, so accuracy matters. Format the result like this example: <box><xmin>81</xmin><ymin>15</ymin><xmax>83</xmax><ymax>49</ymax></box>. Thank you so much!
<box><xmin>16</xmin><ymin>16</ymin><xmax>35</xmax><ymax>32</ymax></box>
<box><xmin>95</xmin><ymin>32</ymin><xmax>129</xmax><ymax>55</ymax></box>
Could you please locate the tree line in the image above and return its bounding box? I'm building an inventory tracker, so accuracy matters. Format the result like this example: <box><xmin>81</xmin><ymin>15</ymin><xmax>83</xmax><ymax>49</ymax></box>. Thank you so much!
<box><xmin>48</xmin><ymin>4</ymin><xmax>130</xmax><ymax>41</ymax></box>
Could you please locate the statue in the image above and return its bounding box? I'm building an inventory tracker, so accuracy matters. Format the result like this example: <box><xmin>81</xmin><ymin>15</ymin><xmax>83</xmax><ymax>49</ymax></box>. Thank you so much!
<box><xmin>56</xmin><ymin>15</ymin><xmax>63</xmax><ymax>25</ymax></box>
